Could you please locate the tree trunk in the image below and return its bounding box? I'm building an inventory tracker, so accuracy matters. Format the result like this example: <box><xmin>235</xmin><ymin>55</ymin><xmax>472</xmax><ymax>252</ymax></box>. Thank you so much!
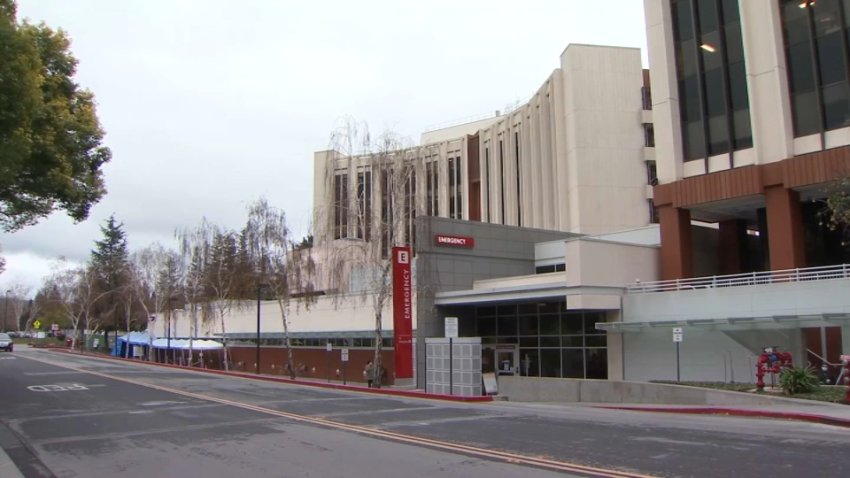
<box><xmin>373</xmin><ymin>310</ymin><xmax>383</xmax><ymax>388</ymax></box>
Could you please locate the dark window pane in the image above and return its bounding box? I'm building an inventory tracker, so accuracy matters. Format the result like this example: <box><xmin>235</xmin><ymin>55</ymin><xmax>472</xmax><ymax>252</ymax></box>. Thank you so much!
<box><xmin>673</xmin><ymin>0</ymin><xmax>694</xmax><ymax>42</ymax></box>
<box><xmin>519</xmin><ymin>349</ymin><xmax>539</xmax><ymax>377</ymax></box>
<box><xmin>708</xmin><ymin>114</ymin><xmax>731</xmax><ymax>155</ymax></box>
<box><xmin>561</xmin><ymin>312</ymin><xmax>583</xmax><ymax>334</ymax></box>
<box><xmin>540</xmin><ymin>349</ymin><xmax>562</xmax><ymax>378</ymax></box>
<box><xmin>562</xmin><ymin>336</ymin><xmax>584</xmax><ymax>347</ymax></box>
<box><xmin>728</xmin><ymin>61</ymin><xmax>749</xmax><ymax>110</ymax></box>
<box><xmin>788</xmin><ymin>41</ymin><xmax>816</xmax><ymax>93</ymax></box>
<box><xmin>814</xmin><ymin>1</ymin><xmax>843</xmax><ymax>38</ymax></box>
<box><xmin>477</xmin><ymin>317</ymin><xmax>496</xmax><ymax>336</ymax></box>
<box><xmin>793</xmin><ymin>90</ymin><xmax>822</xmax><ymax>135</ymax></box>
<box><xmin>697</xmin><ymin>0</ymin><xmax>718</xmax><ymax>32</ymax></box>
<box><xmin>583</xmin><ymin>312</ymin><xmax>605</xmax><ymax>333</ymax></box>
<box><xmin>497</xmin><ymin>316</ymin><xmax>517</xmax><ymax>336</ymax></box>
<box><xmin>518</xmin><ymin>315</ymin><xmax>538</xmax><ymax>335</ymax></box>
<box><xmin>721</xmin><ymin>0</ymin><xmax>740</xmax><ymax>23</ymax></box>
<box><xmin>585</xmin><ymin>335</ymin><xmax>608</xmax><ymax>347</ymax></box>
<box><xmin>724</xmin><ymin>21</ymin><xmax>744</xmax><ymax>63</ymax></box>
<box><xmin>497</xmin><ymin>304</ymin><xmax>516</xmax><ymax>316</ymax></box>
<box><xmin>680</xmin><ymin>75</ymin><xmax>702</xmax><ymax>121</ymax></box>
<box><xmin>500</xmin><ymin>336</ymin><xmax>518</xmax><ymax>344</ymax></box>
<box><xmin>783</xmin><ymin>16</ymin><xmax>810</xmax><ymax>47</ymax></box>
<box><xmin>678</xmin><ymin>39</ymin><xmax>699</xmax><ymax>77</ymax></box>
<box><xmin>540</xmin><ymin>336</ymin><xmax>561</xmax><ymax>347</ymax></box>
<box><xmin>700</xmin><ymin>31</ymin><xmax>723</xmax><ymax>70</ymax></box>
<box><xmin>561</xmin><ymin>349</ymin><xmax>584</xmax><ymax>379</ymax></box>
<box><xmin>733</xmin><ymin>108</ymin><xmax>753</xmax><ymax>149</ymax></box>
<box><xmin>520</xmin><ymin>336</ymin><xmax>538</xmax><ymax>347</ymax></box>
<box><xmin>703</xmin><ymin>68</ymin><xmax>727</xmax><ymax>116</ymax></box>
<box><xmin>684</xmin><ymin>120</ymin><xmax>707</xmax><ymax>159</ymax></box>
<box><xmin>585</xmin><ymin>349</ymin><xmax>608</xmax><ymax>379</ymax></box>
<box><xmin>817</xmin><ymin>31</ymin><xmax>847</xmax><ymax>86</ymax></box>
<box><xmin>540</xmin><ymin>315</ymin><xmax>560</xmax><ymax>335</ymax></box>
<box><xmin>822</xmin><ymin>81</ymin><xmax>850</xmax><ymax>129</ymax></box>
<box><xmin>478</xmin><ymin>306</ymin><xmax>496</xmax><ymax>317</ymax></box>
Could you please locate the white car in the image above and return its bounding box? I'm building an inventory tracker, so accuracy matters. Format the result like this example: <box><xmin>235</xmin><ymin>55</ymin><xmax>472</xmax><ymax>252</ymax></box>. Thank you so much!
<box><xmin>0</xmin><ymin>333</ymin><xmax>13</xmax><ymax>352</ymax></box>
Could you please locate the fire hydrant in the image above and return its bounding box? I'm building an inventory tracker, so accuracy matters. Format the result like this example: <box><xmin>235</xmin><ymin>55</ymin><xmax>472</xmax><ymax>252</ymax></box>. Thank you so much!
<box><xmin>755</xmin><ymin>346</ymin><xmax>793</xmax><ymax>391</ymax></box>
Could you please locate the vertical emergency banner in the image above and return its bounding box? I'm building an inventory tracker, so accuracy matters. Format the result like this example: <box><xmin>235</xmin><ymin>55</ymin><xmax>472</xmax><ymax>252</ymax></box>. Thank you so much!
<box><xmin>392</xmin><ymin>246</ymin><xmax>413</xmax><ymax>379</ymax></box>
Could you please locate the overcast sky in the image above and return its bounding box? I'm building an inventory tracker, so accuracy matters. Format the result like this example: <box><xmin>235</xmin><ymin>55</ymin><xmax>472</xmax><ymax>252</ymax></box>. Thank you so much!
<box><xmin>0</xmin><ymin>0</ymin><xmax>648</xmax><ymax>297</ymax></box>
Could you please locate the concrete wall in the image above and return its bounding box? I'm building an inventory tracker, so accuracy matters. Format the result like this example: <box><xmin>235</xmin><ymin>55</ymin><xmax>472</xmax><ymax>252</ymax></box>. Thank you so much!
<box><xmin>498</xmin><ymin>375</ymin><xmax>810</xmax><ymax>405</ymax></box>
<box><xmin>566</xmin><ymin>238</ymin><xmax>659</xmax><ymax>287</ymax></box>
<box><xmin>620</xmin><ymin>326</ymin><xmax>785</xmax><ymax>383</ymax></box>
<box><xmin>624</xmin><ymin>277</ymin><xmax>850</xmax><ymax>323</ymax></box>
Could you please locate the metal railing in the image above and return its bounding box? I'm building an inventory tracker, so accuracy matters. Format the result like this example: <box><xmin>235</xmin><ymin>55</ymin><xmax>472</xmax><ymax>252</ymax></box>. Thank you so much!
<box><xmin>627</xmin><ymin>264</ymin><xmax>850</xmax><ymax>294</ymax></box>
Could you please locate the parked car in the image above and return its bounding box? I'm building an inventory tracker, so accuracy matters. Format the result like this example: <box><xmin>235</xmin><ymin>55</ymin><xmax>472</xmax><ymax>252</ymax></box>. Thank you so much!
<box><xmin>0</xmin><ymin>333</ymin><xmax>13</xmax><ymax>352</ymax></box>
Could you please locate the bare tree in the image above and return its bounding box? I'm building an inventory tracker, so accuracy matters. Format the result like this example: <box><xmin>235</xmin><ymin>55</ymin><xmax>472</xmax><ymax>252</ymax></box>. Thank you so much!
<box><xmin>244</xmin><ymin>197</ymin><xmax>316</xmax><ymax>379</ymax></box>
<box><xmin>5</xmin><ymin>282</ymin><xmax>31</xmax><ymax>331</ymax></box>
<box><xmin>179</xmin><ymin>219</ymin><xmax>240</xmax><ymax>369</ymax></box>
<box><xmin>319</xmin><ymin>120</ymin><xmax>416</xmax><ymax>386</ymax></box>
<box><xmin>44</xmin><ymin>265</ymin><xmax>104</xmax><ymax>350</ymax></box>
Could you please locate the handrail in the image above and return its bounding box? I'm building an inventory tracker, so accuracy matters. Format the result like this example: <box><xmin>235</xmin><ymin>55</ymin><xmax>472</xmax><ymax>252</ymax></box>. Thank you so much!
<box><xmin>627</xmin><ymin>263</ymin><xmax>850</xmax><ymax>294</ymax></box>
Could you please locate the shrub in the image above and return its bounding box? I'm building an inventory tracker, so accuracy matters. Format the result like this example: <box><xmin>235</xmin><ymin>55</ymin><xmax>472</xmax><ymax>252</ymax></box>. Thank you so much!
<box><xmin>779</xmin><ymin>365</ymin><xmax>820</xmax><ymax>395</ymax></box>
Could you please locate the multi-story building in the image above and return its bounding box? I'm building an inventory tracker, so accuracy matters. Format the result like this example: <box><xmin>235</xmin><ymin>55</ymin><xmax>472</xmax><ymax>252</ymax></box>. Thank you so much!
<box><xmin>606</xmin><ymin>0</ymin><xmax>850</xmax><ymax>382</ymax></box>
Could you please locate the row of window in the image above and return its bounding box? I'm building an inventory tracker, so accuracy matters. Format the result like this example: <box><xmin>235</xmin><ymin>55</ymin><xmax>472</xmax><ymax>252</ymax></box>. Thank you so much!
<box><xmin>231</xmin><ymin>337</ymin><xmax>395</xmax><ymax>348</ymax></box>
<box><xmin>670</xmin><ymin>0</ymin><xmax>850</xmax><ymax>161</ymax></box>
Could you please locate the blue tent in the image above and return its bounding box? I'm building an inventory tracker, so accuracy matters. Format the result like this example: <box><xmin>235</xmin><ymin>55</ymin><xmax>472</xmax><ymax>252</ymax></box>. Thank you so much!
<box><xmin>112</xmin><ymin>331</ymin><xmax>154</xmax><ymax>357</ymax></box>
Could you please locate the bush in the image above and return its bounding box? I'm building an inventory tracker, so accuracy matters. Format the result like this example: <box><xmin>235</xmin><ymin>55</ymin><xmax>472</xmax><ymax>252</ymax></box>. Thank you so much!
<box><xmin>779</xmin><ymin>365</ymin><xmax>820</xmax><ymax>395</ymax></box>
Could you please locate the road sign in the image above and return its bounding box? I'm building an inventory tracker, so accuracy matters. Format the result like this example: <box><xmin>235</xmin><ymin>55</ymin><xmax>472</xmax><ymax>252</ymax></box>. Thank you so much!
<box><xmin>33</xmin><ymin>320</ymin><xmax>42</xmax><ymax>329</ymax></box>
<box><xmin>672</xmin><ymin>327</ymin><xmax>683</xmax><ymax>334</ymax></box>
<box><xmin>673</xmin><ymin>333</ymin><xmax>683</xmax><ymax>342</ymax></box>
<box><xmin>445</xmin><ymin>317</ymin><xmax>458</xmax><ymax>338</ymax></box>
<box><xmin>341</xmin><ymin>348</ymin><xmax>349</xmax><ymax>362</ymax></box>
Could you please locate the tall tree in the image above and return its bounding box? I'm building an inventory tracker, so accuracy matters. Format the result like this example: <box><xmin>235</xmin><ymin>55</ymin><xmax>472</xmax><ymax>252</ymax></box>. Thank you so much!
<box><xmin>0</xmin><ymin>0</ymin><xmax>111</xmax><ymax>232</ymax></box>
<box><xmin>90</xmin><ymin>214</ymin><xmax>131</xmax><ymax>344</ymax></box>
<box><xmin>321</xmin><ymin>120</ymin><xmax>416</xmax><ymax>386</ymax></box>
<box><xmin>244</xmin><ymin>197</ymin><xmax>315</xmax><ymax>379</ymax></box>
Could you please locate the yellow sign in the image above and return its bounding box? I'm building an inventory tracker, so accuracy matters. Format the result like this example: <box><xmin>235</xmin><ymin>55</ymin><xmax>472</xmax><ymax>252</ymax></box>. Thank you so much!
<box><xmin>33</xmin><ymin>320</ymin><xmax>41</xmax><ymax>329</ymax></box>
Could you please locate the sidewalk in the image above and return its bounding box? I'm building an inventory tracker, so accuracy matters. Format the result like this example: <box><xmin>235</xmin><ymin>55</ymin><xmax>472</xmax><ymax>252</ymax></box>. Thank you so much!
<box><xmin>592</xmin><ymin>400</ymin><xmax>850</xmax><ymax>428</ymax></box>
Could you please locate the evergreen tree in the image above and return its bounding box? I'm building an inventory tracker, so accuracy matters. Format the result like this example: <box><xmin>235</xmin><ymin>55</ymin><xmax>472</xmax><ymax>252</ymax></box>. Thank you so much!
<box><xmin>89</xmin><ymin>214</ymin><xmax>130</xmax><ymax>334</ymax></box>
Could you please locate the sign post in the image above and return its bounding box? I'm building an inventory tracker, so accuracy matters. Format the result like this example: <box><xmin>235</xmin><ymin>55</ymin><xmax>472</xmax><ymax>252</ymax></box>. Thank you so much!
<box><xmin>673</xmin><ymin>327</ymin><xmax>683</xmax><ymax>381</ymax></box>
<box><xmin>341</xmin><ymin>348</ymin><xmax>349</xmax><ymax>385</ymax></box>
<box><xmin>392</xmin><ymin>247</ymin><xmax>414</xmax><ymax>379</ymax></box>
<box><xmin>445</xmin><ymin>317</ymin><xmax>458</xmax><ymax>396</ymax></box>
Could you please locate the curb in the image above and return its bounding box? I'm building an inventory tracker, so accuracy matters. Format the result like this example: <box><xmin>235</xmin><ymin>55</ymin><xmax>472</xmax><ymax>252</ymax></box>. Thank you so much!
<box><xmin>48</xmin><ymin>348</ymin><xmax>493</xmax><ymax>403</ymax></box>
<box><xmin>594</xmin><ymin>405</ymin><xmax>850</xmax><ymax>429</ymax></box>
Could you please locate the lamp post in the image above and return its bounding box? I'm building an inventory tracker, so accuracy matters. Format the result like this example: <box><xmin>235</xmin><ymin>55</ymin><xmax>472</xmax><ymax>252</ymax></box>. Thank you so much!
<box><xmin>166</xmin><ymin>307</ymin><xmax>172</xmax><ymax>364</ymax></box>
<box><xmin>256</xmin><ymin>284</ymin><xmax>266</xmax><ymax>374</ymax></box>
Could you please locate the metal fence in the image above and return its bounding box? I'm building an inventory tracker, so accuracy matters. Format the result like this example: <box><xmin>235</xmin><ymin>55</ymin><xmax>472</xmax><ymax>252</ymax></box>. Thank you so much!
<box><xmin>626</xmin><ymin>264</ymin><xmax>850</xmax><ymax>294</ymax></box>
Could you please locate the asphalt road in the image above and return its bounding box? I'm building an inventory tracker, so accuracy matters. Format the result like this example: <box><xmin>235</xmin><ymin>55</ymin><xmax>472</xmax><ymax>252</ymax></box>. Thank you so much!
<box><xmin>1</xmin><ymin>347</ymin><xmax>848</xmax><ymax>478</ymax></box>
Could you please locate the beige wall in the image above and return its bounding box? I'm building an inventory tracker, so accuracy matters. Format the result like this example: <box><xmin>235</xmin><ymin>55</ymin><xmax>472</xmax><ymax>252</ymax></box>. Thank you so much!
<box><xmin>565</xmin><ymin>238</ymin><xmax>659</xmax><ymax>287</ymax></box>
<box><xmin>151</xmin><ymin>294</ymin><xmax>397</xmax><ymax>339</ymax></box>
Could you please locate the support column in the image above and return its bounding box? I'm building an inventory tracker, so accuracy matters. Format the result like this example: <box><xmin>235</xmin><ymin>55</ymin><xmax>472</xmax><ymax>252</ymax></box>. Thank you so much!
<box><xmin>764</xmin><ymin>186</ymin><xmax>806</xmax><ymax>271</ymax></box>
<box><xmin>659</xmin><ymin>205</ymin><xmax>693</xmax><ymax>280</ymax></box>
<box><xmin>718</xmin><ymin>220</ymin><xmax>746</xmax><ymax>274</ymax></box>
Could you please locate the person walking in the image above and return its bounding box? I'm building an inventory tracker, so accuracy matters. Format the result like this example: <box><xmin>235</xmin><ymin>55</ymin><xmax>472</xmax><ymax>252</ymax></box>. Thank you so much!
<box><xmin>364</xmin><ymin>360</ymin><xmax>375</xmax><ymax>388</ymax></box>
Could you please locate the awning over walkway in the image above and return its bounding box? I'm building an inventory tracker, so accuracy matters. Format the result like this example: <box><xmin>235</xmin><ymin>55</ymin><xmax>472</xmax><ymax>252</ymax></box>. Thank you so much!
<box><xmin>150</xmin><ymin>338</ymin><xmax>224</xmax><ymax>350</ymax></box>
<box><xmin>596</xmin><ymin>313</ymin><xmax>850</xmax><ymax>333</ymax></box>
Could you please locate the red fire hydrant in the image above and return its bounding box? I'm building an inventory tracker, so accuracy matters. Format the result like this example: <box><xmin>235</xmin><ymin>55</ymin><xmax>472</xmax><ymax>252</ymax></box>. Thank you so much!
<box><xmin>755</xmin><ymin>346</ymin><xmax>793</xmax><ymax>391</ymax></box>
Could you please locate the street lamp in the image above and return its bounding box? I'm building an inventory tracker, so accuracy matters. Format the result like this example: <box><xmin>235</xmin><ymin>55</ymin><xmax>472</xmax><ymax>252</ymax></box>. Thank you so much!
<box><xmin>256</xmin><ymin>284</ymin><xmax>266</xmax><ymax>374</ymax></box>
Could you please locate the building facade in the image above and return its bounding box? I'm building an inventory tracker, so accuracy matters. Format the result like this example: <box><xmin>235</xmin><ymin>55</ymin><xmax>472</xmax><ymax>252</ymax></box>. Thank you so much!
<box><xmin>613</xmin><ymin>0</ymin><xmax>850</xmax><ymax>380</ymax></box>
